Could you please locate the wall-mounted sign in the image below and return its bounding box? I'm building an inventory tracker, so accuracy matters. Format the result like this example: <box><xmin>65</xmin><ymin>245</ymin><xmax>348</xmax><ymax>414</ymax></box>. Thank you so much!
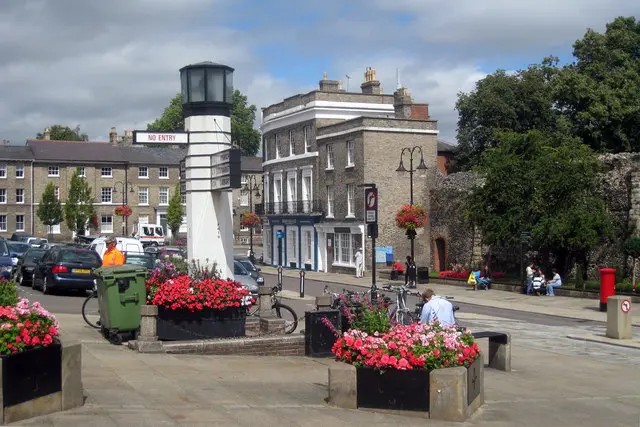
<box><xmin>210</xmin><ymin>148</ymin><xmax>242</xmax><ymax>191</ymax></box>
<box><xmin>133</xmin><ymin>131</ymin><xmax>188</xmax><ymax>144</ymax></box>
<box><xmin>179</xmin><ymin>159</ymin><xmax>186</xmax><ymax>196</ymax></box>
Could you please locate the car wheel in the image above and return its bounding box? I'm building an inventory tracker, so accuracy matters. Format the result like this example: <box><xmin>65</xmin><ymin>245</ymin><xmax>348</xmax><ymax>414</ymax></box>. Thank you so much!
<box><xmin>42</xmin><ymin>277</ymin><xmax>50</xmax><ymax>295</ymax></box>
<box><xmin>31</xmin><ymin>272</ymin><xmax>37</xmax><ymax>290</ymax></box>
<box><xmin>16</xmin><ymin>271</ymin><xmax>23</xmax><ymax>286</ymax></box>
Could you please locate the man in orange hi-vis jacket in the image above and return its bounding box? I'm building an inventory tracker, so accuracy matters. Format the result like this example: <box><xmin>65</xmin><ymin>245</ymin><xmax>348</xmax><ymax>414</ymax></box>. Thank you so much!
<box><xmin>102</xmin><ymin>236</ymin><xmax>125</xmax><ymax>266</ymax></box>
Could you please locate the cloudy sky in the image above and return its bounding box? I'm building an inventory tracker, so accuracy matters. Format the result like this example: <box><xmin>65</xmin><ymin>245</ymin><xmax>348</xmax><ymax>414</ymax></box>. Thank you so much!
<box><xmin>0</xmin><ymin>0</ymin><xmax>636</xmax><ymax>145</ymax></box>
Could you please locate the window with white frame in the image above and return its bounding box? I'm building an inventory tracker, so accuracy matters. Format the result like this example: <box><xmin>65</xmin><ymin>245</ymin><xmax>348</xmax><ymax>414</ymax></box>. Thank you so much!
<box><xmin>138</xmin><ymin>215</ymin><xmax>149</xmax><ymax>225</ymax></box>
<box><xmin>301</xmin><ymin>168</ymin><xmax>312</xmax><ymax>213</ymax></box>
<box><xmin>15</xmin><ymin>164</ymin><xmax>24</xmax><ymax>179</ymax></box>
<box><xmin>275</xmin><ymin>134</ymin><xmax>281</xmax><ymax>159</ymax></box>
<box><xmin>54</xmin><ymin>187</ymin><xmax>60</xmax><ymax>200</ymax></box>
<box><xmin>346</xmin><ymin>140</ymin><xmax>355</xmax><ymax>167</ymax></box>
<box><xmin>15</xmin><ymin>189</ymin><xmax>24</xmax><ymax>204</ymax></box>
<box><xmin>138</xmin><ymin>166</ymin><xmax>148</xmax><ymax>178</ymax></box>
<box><xmin>0</xmin><ymin>215</ymin><xmax>6</xmax><ymax>232</ymax></box>
<box><xmin>347</xmin><ymin>184</ymin><xmax>355</xmax><ymax>217</ymax></box>
<box><xmin>15</xmin><ymin>215</ymin><xmax>24</xmax><ymax>232</ymax></box>
<box><xmin>334</xmin><ymin>233</ymin><xmax>355</xmax><ymax>265</ymax></box>
<box><xmin>0</xmin><ymin>164</ymin><xmax>6</xmax><ymax>178</ymax></box>
<box><xmin>77</xmin><ymin>167</ymin><xmax>85</xmax><ymax>177</ymax></box>
<box><xmin>241</xmin><ymin>174</ymin><xmax>248</xmax><ymax>185</ymax></box>
<box><xmin>101</xmin><ymin>215</ymin><xmax>113</xmax><ymax>233</ymax></box>
<box><xmin>159</xmin><ymin>167</ymin><xmax>169</xmax><ymax>179</ymax></box>
<box><xmin>264</xmin><ymin>176</ymin><xmax>270</xmax><ymax>205</ymax></box>
<box><xmin>288</xmin><ymin>229</ymin><xmax>297</xmax><ymax>263</ymax></box>
<box><xmin>159</xmin><ymin>187</ymin><xmax>169</xmax><ymax>205</ymax></box>
<box><xmin>138</xmin><ymin>187</ymin><xmax>149</xmax><ymax>205</ymax></box>
<box><xmin>326</xmin><ymin>144</ymin><xmax>334</xmax><ymax>169</ymax></box>
<box><xmin>0</xmin><ymin>189</ymin><xmax>6</xmax><ymax>204</ymax></box>
<box><xmin>240</xmin><ymin>223</ymin><xmax>249</xmax><ymax>232</ymax></box>
<box><xmin>304</xmin><ymin>126</ymin><xmax>311</xmax><ymax>152</ymax></box>
<box><xmin>101</xmin><ymin>187</ymin><xmax>112</xmax><ymax>203</ymax></box>
<box><xmin>305</xmin><ymin>230</ymin><xmax>313</xmax><ymax>263</ymax></box>
<box><xmin>101</xmin><ymin>167</ymin><xmax>112</xmax><ymax>177</ymax></box>
<box><xmin>48</xmin><ymin>166</ymin><xmax>59</xmax><ymax>177</ymax></box>
<box><xmin>181</xmin><ymin>192</ymin><xmax>186</xmax><ymax>204</ymax></box>
<box><xmin>289</xmin><ymin>130</ymin><xmax>294</xmax><ymax>156</ymax></box>
<box><xmin>240</xmin><ymin>190</ymin><xmax>249</xmax><ymax>206</ymax></box>
<box><xmin>50</xmin><ymin>223</ymin><xmax>61</xmax><ymax>234</ymax></box>
<box><xmin>326</xmin><ymin>186</ymin><xmax>334</xmax><ymax>217</ymax></box>
<box><xmin>287</xmin><ymin>172</ymin><xmax>296</xmax><ymax>213</ymax></box>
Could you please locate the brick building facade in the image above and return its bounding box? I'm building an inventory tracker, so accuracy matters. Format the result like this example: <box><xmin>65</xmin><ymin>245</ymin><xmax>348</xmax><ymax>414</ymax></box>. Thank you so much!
<box><xmin>260</xmin><ymin>68</ymin><xmax>439</xmax><ymax>273</ymax></box>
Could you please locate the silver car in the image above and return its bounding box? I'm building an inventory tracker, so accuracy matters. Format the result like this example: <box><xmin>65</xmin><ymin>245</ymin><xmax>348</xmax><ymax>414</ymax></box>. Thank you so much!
<box><xmin>234</xmin><ymin>260</ymin><xmax>259</xmax><ymax>295</ymax></box>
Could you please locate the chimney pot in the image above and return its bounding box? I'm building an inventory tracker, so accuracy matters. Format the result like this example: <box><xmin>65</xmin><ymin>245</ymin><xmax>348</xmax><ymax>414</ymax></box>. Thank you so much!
<box><xmin>361</xmin><ymin>67</ymin><xmax>382</xmax><ymax>95</ymax></box>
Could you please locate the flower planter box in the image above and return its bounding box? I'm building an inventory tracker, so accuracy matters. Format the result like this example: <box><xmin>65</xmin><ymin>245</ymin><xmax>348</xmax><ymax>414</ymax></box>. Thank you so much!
<box><xmin>0</xmin><ymin>342</ymin><xmax>83</xmax><ymax>424</ymax></box>
<box><xmin>156</xmin><ymin>306</ymin><xmax>247</xmax><ymax>341</ymax></box>
<box><xmin>304</xmin><ymin>310</ymin><xmax>340</xmax><ymax>358</ymax></box>
<box><xmin>329</xmin><ymin>357</ymin><xmax>484</xmax><ymax>421</ymax></box>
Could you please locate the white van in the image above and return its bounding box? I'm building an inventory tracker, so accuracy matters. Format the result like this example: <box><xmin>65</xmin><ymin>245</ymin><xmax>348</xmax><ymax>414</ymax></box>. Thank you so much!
<box><xmin>89</xmin><ymin>237</ymin><xmax>144</xmax><ymax>260</ymax></box>
<box><xmin>135</xmin><ymin>224</ymin><xmax>165</xmax><ymax>247</ymax></box>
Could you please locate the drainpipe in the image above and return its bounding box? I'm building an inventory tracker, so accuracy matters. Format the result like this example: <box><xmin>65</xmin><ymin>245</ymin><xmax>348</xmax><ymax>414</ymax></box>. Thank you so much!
<box><xmin>30</xmin><ymin>160</ymin><xmax>35</xmax><ymax>234</ymax></box>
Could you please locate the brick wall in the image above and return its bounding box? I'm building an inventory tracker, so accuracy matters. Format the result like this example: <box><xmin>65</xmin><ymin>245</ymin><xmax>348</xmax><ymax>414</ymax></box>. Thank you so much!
<box><xmin>0</xmin><ymin>161</ymin><xmax>34</xmax><ymax>238</ymax></box>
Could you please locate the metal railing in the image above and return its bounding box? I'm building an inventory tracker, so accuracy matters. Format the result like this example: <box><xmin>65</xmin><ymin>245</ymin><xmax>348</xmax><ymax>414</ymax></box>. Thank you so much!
<box><xmin>256</xmin><ymin>200</ymin><xmax>324</xmax><ymax>215</ymax></box>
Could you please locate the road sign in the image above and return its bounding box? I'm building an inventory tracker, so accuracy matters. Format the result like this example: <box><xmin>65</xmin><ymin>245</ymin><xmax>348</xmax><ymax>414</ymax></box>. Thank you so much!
<box><xmin>621</xmin><ymin>299</ymin><xmax>631</xmax><ymax>313</ymax></box>
<box><xmin>364</xmin><ymin>188</ymin><xmax>378</xmax><ymax>224</ymax></box>
<box><xmin>209</xmin><ymin>148</ymin><xmax>241</xmax><ymax>191</ymax></box>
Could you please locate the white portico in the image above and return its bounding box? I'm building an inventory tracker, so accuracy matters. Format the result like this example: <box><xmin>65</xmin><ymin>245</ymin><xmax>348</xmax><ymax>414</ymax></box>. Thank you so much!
<box><xmin>181</xmin><ymin>61</ymin><xmax>238</xmax><ymax>279</ymax></box>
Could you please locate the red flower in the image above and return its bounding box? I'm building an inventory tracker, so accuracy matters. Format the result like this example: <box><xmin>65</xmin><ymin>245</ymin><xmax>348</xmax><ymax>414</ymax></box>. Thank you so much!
<box><xmin>114</xmin><ymin>205</ymin><xmax>133</xmax><ymax>217</ymax></box>
<box><xmin>240</xmin><ymin>212</ymin><xmax>261</xmax><ymax>227</ymax></box>
<box><xmin>395</xmin><ymin>205</ymin><xmax>428</xmax><ymax>230</ymax></box>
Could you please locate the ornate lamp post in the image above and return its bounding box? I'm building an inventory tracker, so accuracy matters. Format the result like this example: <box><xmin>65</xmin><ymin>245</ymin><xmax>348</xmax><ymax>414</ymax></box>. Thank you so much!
<box><xmin>395</xmin><ymin>146</ymin><xmax>428</xmax><ymax>262</ymax></box>
<box><xmin>113</xmin><ymin>181</ymin><xmax>135</xmax><ymax>236</ymax></box>
<box><xmin>242</xmin><ymin>175</ymin><xmax>263</xmax><ymax>258</ymax></box>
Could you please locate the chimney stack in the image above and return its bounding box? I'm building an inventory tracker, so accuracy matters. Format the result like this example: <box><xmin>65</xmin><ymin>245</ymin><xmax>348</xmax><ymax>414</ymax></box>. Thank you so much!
<box><xmin>109</xmin><ymin>127</ymin><xmax>117</xmax><ymax>145</ymax></box>
<box><xmin>360</xmin><ymin>67</ymin><xmax>382</xmax><ymax>95</ymax></box>
<box><xmin>319</xmin><ymin>72</ymin><xmax>344</xmax><ymax>93</ymax></box>
<box><xmin>44</xmin><ymin>127</ymin><xmax>51</xmax><ymax>140</ymax></box>
<box><xmin>393</xmin><ymin>87</ymin><xmax>430</xmax><ymax>120</ymax></box>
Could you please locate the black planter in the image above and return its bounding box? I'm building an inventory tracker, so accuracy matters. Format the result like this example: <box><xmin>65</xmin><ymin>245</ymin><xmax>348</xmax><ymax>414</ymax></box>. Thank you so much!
<box><xmin>304</xmin><ymin>310</ymin><xmax>340</xmax><ymax>357</ymax></box>
<box><xmin>156</xmin><ymin>306</ymin><xmax>247</xmax><ymax>341</ymax></box>
<box><xmin>357</xmin><ymin>367</ymin><xmax>430</xmax><ymax>411</ymax></box>
<box><xmin>2</xmin><ymin>343</ymin><xmax>62</xmax><ymax>407</ymax></box>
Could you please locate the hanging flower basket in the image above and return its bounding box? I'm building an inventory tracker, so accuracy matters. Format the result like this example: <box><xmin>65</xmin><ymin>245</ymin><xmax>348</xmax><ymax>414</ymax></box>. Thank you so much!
<box><xmin>241</xmin><ymin>212</ymin><xmax>261</xmax><ymax>227</ymax></box>
<box><xmin>114</xmin><ymin>205</ymin><xmax>132</xmax><ymax>217</ymax></box>
<box><xmin>395</xmin><ymin>204</ymin><xmax>428</xmax><ymax>230</ymax></box>
<box><xmin>89</xmin><ymin>215</ymin><xmax>99</xmax><ymax>229</ymax></box>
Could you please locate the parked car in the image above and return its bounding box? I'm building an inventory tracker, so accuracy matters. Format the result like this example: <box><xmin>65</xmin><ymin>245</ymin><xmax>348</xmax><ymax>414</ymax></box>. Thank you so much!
<box><xmin>234</xmin><ymin>260</ymin><xmax>259</xmax><ymax>295</ymax></box>
<box><xmin>0</xmin><ymin>238</ymin><xmax>13</xmax><ymax>280</ymax></box>
<box><xmin>124</xmin><ymin>253</ymin><xmax>156</xmax><ymax>271</ymax></box>
<box><xmin>10</xmin><ymin>232</ymin><xmax>33</xmax><ymax>242</ymax></box>
<box><xmin>234</xmin><ymin>256</ymin><xmax>265</xmax><ymax>286</ymax></box>
<box><xmin>26</xmin><ymin>237</ymin><xmax>48</xmax><ymax>247</ymax></box>
<box><xmin>7</xmin><ymin>241</ymin><xmax>30</xmax><ymax>266</ymax></box>
<box><xmin>13</xmin><ymin>247</ymin><xmax>48</xmax><ymax>286</ymax></box>
<box><xmin>135</xmin><ymin>224</ymin><xmax>166</xmax><ymax>247</ymax></box>
<box><xmin>89</xmin><ymin>237</ymin><xmax>144</xmax><ymax>260</ymax></box>
<box><xmin>32</xmin><ymin>247</ymin><xmax>102</xmax><ymax>294</ymax></box>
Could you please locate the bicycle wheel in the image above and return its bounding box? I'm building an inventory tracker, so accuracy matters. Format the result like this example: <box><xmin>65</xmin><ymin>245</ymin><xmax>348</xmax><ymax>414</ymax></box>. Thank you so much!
<box><xmin>82</xmin><ymin>290</ymin><xmax>101</xmax><ymax>329</ymax></box>
<box><xmin>275</xmin><ymin>303</ymin><xmax>298</xmax><ymax>334</ymax></box>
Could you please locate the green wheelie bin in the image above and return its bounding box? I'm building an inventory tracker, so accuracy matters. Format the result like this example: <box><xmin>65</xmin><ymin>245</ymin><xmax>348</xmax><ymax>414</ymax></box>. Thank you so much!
<box><xmin>94</xmin><ymin>265</ymin><xmax>148</xmax><ymax>344</ymax></box>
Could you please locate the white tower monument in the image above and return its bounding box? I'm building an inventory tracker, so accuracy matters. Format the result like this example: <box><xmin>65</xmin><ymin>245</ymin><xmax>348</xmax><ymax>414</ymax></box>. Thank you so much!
<box><xmin>180</xmin><ymin>62</ymin><xmax>239</xmax><ymax>279</ymax></box>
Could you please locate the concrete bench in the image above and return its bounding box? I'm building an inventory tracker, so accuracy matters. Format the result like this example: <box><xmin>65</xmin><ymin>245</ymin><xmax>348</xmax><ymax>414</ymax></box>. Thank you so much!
<box><xmin>472</xmin><ymin>331</ymin><xmax>511</xmax><ymax>372</ymax></box>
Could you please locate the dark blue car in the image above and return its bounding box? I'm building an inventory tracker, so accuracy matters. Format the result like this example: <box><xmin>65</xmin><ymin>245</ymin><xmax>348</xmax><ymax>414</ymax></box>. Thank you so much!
<box><xmin>0</xmin><ymin>239</ymin><xmax>14</xmax><ymax>280</ymax></box>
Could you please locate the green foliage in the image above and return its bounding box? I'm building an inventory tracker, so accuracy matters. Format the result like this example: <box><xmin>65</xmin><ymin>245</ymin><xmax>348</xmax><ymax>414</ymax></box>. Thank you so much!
<box><xmin>36</xmin><ymin>125</ymin><xmax>88</xmax><ymax>141</ymax></box>
<box><xmin>624</xmin><ymin>237</ymin><xmax>640</xmax><ymax>259</ymax></box>
<box><xmin>37</xmin><ymin>183</ymin><xmax>63</xmax><ymax>235</ymax></box>
<box><xmin>166</xmin><ymin>183</ymin><xmax>185</xmax><ymax>240</ymax></box>
<box><xmin>0</xmin><ymin>280</ymin><xmax>18</xmax><ymax>307</ymax></box>
<box><xmin>64</xmin><ymin>171</ymin><xmax>96</xmax><ymax>236</ymax></box>
<box><xmin>147</xmin><ymin>90</ymin><xmax>261</xmax><ymax>155</ymax></box>
<box><xmin>349</xmin><ymin>304</ymin><xmax>392</xmax><ymax>335</ymax></box>
<box><xmin>469</xmin><ymin>130</ymin><xmax>613</xmax><ymax>274</ymax></box>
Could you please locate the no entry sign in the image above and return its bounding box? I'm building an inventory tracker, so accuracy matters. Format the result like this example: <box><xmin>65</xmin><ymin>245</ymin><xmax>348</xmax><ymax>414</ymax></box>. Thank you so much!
<box><xmin>364</xmin><ymin>188</ymin><xmax>378</xmax><ymax>224</ymax></box>
<box><xmin>621</xmin><ymin>299</ymin><xmax>631</xmax><ymax>313</ymax></box>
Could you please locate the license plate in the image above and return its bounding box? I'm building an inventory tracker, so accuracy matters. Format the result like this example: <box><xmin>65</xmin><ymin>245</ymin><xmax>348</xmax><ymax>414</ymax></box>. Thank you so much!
<box><xmin>73</xmin><ymin>269</ymin><xmax>90</xmax><ymax>274</ymax></box>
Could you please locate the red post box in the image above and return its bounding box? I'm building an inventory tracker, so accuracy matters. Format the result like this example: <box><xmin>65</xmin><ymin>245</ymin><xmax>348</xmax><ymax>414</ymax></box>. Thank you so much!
<box><xmin>599</xmin><ymin>268</ymin><xmax>616</xmax><ymax>312</ymax></box>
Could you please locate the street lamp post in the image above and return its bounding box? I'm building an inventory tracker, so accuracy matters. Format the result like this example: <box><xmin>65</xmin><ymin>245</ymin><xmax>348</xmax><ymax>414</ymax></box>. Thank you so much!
<box><xmin>395</xmin><ymin>146</ymin><xmax>428</xmax><ymax>262</ymax></box>
<box><xmin>113</xmin><ymin>182</ymin><xmax>135</xmax><ymax>236</ymax></box>
<box><xmin>243</xmin><ymin>175</ymin><xmax>263</xmax><ymax>258</ymax></box>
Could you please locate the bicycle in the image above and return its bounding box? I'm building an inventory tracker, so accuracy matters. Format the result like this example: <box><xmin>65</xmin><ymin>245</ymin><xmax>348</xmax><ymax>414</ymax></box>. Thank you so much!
<box><xmin>382</xmin><ymin>283</ymin><xmax>421</xmax><ymax>325</ymax></box>
<box><xmin>82</xmin><ymin>283</ymin><xmax>101</xmax><ymax>329</ymax></box>
<box><xmin>249</xmin><ymin>284</ymin><xmax>298</xmax><ymax>334</ymax></box>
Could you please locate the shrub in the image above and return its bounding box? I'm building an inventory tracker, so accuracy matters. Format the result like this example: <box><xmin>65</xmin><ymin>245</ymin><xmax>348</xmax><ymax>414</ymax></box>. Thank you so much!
<box><xmin>0</xmin><ymin>279</ymin><xmax>18</xmax><ymax>307</ymax></box>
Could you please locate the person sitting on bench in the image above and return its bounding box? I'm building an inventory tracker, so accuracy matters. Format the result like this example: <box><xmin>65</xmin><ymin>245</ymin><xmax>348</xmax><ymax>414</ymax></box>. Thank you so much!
<box><xmin>390</xmin><ymin>260</ymin><xmax>404</xmax><ymax>280</ymax></box>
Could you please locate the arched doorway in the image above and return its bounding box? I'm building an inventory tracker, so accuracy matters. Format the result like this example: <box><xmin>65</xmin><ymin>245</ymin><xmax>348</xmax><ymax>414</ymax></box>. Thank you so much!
<box><xmin>435</xmin><ymin>238</ymin><xmax>446</xmax><ymax>272</ymax></box>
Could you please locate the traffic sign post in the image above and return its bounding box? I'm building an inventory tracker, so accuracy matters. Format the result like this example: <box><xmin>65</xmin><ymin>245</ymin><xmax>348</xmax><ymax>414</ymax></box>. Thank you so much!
<box><xmin>365</xmin><ymin>188</ymin><xmax>378</xmax><ymax>224</ymax></box>
<box><xmin>361</xmin><ymin>185</ymin><xmax>378</xmax><ymax>300</ymax></box>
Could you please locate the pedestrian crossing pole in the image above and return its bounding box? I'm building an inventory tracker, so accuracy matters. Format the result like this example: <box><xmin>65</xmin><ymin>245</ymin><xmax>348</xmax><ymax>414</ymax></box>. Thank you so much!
<box><xmin>299</xmin><ymin>270</ymin><xmax>305</xmax><ymax>298</ymax></box>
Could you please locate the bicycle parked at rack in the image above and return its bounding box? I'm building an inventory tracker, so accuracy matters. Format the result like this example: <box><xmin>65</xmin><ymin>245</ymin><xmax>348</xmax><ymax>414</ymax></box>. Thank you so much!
<box><xmin>248</xmin><ymin>284</ymin><xmax>298</xmax><ymax>334</ymax></box>
<box><xmin>381</xmin><ymin>283</ymin><xmax>422</xmax><ymax>325</ymax></box>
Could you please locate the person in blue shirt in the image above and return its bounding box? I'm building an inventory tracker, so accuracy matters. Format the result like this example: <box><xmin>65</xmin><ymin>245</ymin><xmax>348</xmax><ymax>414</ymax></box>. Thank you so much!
<box><xmin>420</xmin><ymin>288</ymin><xmax>456</xmax><ymax>327</ymax></box>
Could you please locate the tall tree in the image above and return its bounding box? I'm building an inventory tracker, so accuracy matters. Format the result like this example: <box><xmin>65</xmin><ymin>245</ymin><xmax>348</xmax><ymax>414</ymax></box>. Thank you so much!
<box><xmin>64</xmin><ymin>170</ymin><xmax>97</xmax><ymax>236</ymax></box>
<box><xmin>37</xmin><ymin>183</ymin><xmax>63</xmax><ymax>239</ymax></box>
<box><xmin>554</xmin><ymin>16</ymin><xmax>640</xmax><ymax>153</ymax></box>
<box><xmin>36</xmin><ymin>125</ymin><xmax>88</xmax><ymax>141</ymax></box>
<box><xmin>166</xmin><ymin>184</ymin><xmax>185</xmax><ymax>242</ymax></box>
<box><xmin>147</xmin><ymin>90</ymin><xmax>261</xmax><ymax>155</ymax></box>
<box><xmin>454</xmin><ymin>59</ymin><xmax>560</xmax><ymax>170</ymax></box>
<box><xmin>468</xmin><ymin>130</ymin><xmax>613</xmax><ymax>276</ymax></box>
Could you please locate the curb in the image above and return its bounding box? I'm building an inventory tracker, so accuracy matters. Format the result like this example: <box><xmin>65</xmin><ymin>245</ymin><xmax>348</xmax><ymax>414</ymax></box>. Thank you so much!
<box><xmin>566</xmin><ymin>334</ymin><xmax>640</xmax><ymax>350</ymax></box>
